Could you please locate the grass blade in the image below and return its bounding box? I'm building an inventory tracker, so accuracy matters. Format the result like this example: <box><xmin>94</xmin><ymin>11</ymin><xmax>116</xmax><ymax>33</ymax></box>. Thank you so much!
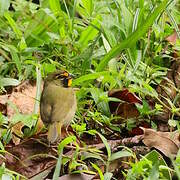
<box><xmin>4</xmin><ymin>12</ymin><xmax>22</xmax><ymax>39</ymax></box>
<box><xmin>96</xmin><ymin>0</ymin><xmax>169</xmax><ymax>72</ymax></box>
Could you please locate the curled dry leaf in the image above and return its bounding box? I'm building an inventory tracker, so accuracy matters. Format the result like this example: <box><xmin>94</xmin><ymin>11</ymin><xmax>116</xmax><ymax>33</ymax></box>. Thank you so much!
<box><xmin>0</xmin><ymin>81</ymin><xmax>44</xmax><ymax>144</ymax></box>
<box><xmin>7</xmin><ymin>80</ymin><xmax>38</xmax><ymax>117</ymax></box>
<box><xmin>11</xmin><ymin>122</ymin><xmax>24</xmax><ymax>145</ymax></box>
<box><xmin>4</xmin><ymin>139</ymin><xmax>57</xmax><ymax>179</ymax></box>
<box><xmin>108</xmin><ymin>89</ymin><xmax>142</xmax><ymax>119</ymax></box>
<box><xmin>141</xmin><ymin>128</ymin><xmax>180</xmax><ymax>157</ymax></box>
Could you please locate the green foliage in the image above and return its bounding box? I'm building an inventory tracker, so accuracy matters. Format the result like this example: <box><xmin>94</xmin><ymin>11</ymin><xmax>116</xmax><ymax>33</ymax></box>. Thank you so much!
<box><xmin>125</xmin><ymin>150</ymin><xmax>171</xmax><ymax>180</ymax></box>
<box><xmin>0</xmin><ymin>0</ymin><xmax>180</xmax><ymax>178</ymax></box>
<box><xmin>0</xmin><ymin>162</ymin><xmax>26</xmax><ymax>180</ymax></box>
<box><xmin>172</xmin><ymin>149</ymin><xmax>180</xmax><ymax>178</ymax></box>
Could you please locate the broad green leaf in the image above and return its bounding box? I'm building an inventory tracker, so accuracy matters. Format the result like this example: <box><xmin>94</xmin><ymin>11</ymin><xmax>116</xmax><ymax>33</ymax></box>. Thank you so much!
<box><xmin>4</xmin><ymin>12</ymin><xmax>22</xmax><ymax>39</ymax></box>
<box><xmin>53</xmin><ymin>152</ymin><xmax>62</xmax><ymax>180</ymax></box>
<box><xmin>72</xmin><ymin>71</ymin><xmax>109</xmax><ymax>86</ymax></box>
<box><xmin>119</xmin><ymin>2</ymin><xmax>133</xmax><ymax>35</ymax></box>
<box><xmin>91</xmin><ymin>163</ymin><xmax>104</xmax><ymax>180</ymax></box>
<box><xmin>0</xmin><ymin>0</ymin><xmax>10</xmax><ymax>16</ymax></box>
<box><xmin>58</xmin><ymin>136</ymin><xmax>76</xmax><ymax>153</ymax></box>
<box><xmin>104</xmin><ymin>172</ymin><xmax>113</xmax><ymax>180</ymax></box>
<box><xmin>110</xmin><ymin>150</ymin><xmax>133</xmax><ymax>161</ymax></box>
<box><xmin>78</xmin><ymin>15</ymin><xmax>101</xmax><ymax>49</ymax></box>
<box><xmin>96</xmin><ymin>0</ymin><xmax>169</xmax><ymax>72</ymax></box>
<box><xmin>132</xmin><ymin>8</ymin><xmax>140</xmax><ymax>32</ymax></box>
<box><xmin>148</xmin><ymin>161</ymin><xmax>159</xmax><ymax>180</ymax></box>
<box><xmin>49</xmin><ymin>0</ymin><xmax>62</xmax><ymax>16</ymax></box>
<box><xmin>166</xmin><ymin>9</ymin><xmax>180</xmax><ymax>39</ymax></box>
<box><xmin>81</xmin><ymin>152</ymin><xmax>104</xmax><ymax>163</ymax></box>
<box><xmin>53</xmin><ymin>136</ymin><xmax>76</xmax><ymax>180</ymax></box>
<box><xmin>25</xmin><ymin>8</ymin><xmax>58</xmax><ymax>47</ymax></box>
<box><xmin>90</xmin><ymin>88</ymin><xmax>110</xmax><ymax>116</ymax></box>
<box><xmin>0</xmin><ymin>78</ymin><xmax>20</xmax><ymax>87</ymax></box>
<box><xmin>18</xmin><ymin>37</ymin><xmax>27</xmax><ymax>51</ymax></box>
<box><xmin>145</xmin><ymin>150</ymin><xmax>171</xmax><ymax>180</ymax></box>
<box><xmin>97</xmin><ymin>132</ymin><xmax>111</xmax><ymax>160</ymax></box>
<box><xmin>11</xmin><ymin>114</ymin><xmax>36</xmax><ymax>128</ymax></box>
<box><xmin>81</xmin><ymin>0</ymin><xmax>94</xmax><ymax>16</ymax></box>
<box><xmin>9</xmin><ymin>48</ymin><xmax>22</xmax><ymax>78</ymax></box>
<box><xmin>139</xmin><ymin>0</ymin><xmax>144</xmax><ymax>8</ymax></box>
<box><xmin>0</xmin><ymin>141</ymin><xmax>4</xmax><ymax>150</ymax></box>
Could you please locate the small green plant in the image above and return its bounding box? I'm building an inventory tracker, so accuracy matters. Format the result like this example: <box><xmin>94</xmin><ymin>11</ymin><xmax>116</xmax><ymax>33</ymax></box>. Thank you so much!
<box><xmin>124</xmin><ymin>150</ymin><xmax>172</xmax><ymax>180</ymax></box>
<box><xmin>0</xmin><ymin>163</ymin><xmax>26</xmax><ymax>180</ymax></box>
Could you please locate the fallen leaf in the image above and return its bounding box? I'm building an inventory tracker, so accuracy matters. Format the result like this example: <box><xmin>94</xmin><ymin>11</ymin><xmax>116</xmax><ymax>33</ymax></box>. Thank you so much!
<box><xmin>166</xmin><ymin>25</ymin><xmax>180</xmax><ymax>45</ymax></box>
<box><xmin>11</xmin><ymin>122</ymin><xmax>24</xmax><ymax>145</ymax></box>
<box><xmin>0</xmin><ymin>81</ymin><xmax>44</xmax><ymax>144</ymax></box>
<box><xmin>129</xmin><ymin>122</ymin><xmax>151</xmax><ymax>136</ymax></box>
<box><xmin>0</xmin><ymin>95</ymin><xmax>8</xmax><ymax>115</ymax></box>
<box><xmin>108</xmin><ymin>89</ymin><xmax>142</xmax><ymax>118</ymax></box>
<box><xmin>3</xmin><ymin>139</ymin><xmax>57</xmax><ymax>179</ymax></box>
<box><xmin>141</xmin><ymin>128</ymin><xmax>180</xmax><ymax>157</ymax></box>
<box><xmin>7</xmin><ymin>80</ymin><xmax>38</xmax><ymax>117</ymax></box>
<box><xmin>108</xmin><ymin>89</ymin><xmax>142</xmax><ymax>104</ymax></box>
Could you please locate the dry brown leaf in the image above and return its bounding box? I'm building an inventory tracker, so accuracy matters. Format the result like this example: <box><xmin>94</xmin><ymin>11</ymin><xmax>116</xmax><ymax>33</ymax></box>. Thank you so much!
<box><xmin>7</xmin><ymin>81</ymin><xmax>38</xmax><ymax>117</ymax></box>
<box><xmin>0</xmin><ymin>95</ymin><xmax>8</xmax><ymax>115</ymax></box>
<box><xmin>141</xmin><ymin>128</ymin><xmax>180</xmax><ymax>157</ymax></box>
<box><xmin>4</xmin><ymin>139</ymin><xmax>57</xmax><ymax>179</ymax></box>
<box><xmin>108</xmin><ymin>89</ymin><xmax>141</xmax><ymax>119</ymax></box>
<box><xmin>11</xmin><ymin>122</ymin><xmax>24</xmax><ymax>145</ymax></box>
<box><xmin>35</xmin><ymin>118</ymin><xmax>44</xmax><ymax>135</ymax></box>
<box><xmin>0</xmin><ymin>81</ymin><xmax>44</xmax><ymax>144</ymax></box>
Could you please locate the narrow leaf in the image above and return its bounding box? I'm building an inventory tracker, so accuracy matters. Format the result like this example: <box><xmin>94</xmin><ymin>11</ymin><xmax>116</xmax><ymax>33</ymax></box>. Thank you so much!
<box><xmin>96</xmin><ymin>0</ymin><xmax>169</xmax><ymax>72</ymax></box>
<box><xmin>91</xmin><ymin>163</ymin><xmax>104</xmax><ymax>180</ymax></box>
<box><xmin>72</xmin><ymin>71</ymin><xmax>109</xmax><ymax>86</ymax></box>
<box><xmin>110</xmin><ymin>150</ymin><xmax>133</xmax><ymax>161</ymax></box>
<box><xmin>4</xmin><ymin>12</ymin><xmax>22</xmax><ymax>39</ymax></box>
<box><xmin>0</xmin><ymin>0</ymin><xmax>10</xmax><ymax>16</ymax></box>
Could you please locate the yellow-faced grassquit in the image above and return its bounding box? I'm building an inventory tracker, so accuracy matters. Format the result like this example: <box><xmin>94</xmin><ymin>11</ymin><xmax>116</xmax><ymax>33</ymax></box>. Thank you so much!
<box><xmin>40</xmin><ymin>70</ymin><xmax>77</xmax><ymax>143</ymax></box>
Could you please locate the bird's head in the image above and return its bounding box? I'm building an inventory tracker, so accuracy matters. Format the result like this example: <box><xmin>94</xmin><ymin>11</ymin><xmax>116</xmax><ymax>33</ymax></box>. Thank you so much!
<box><xmin>44</xmin><ymin>70</ymin><xmax>73</xmax><ymax>88</ymax></box>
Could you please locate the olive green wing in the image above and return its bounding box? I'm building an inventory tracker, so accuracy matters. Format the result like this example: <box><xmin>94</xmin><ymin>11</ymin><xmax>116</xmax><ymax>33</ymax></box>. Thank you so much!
<box><xmin>40</xmin><ymin>91</ymin><xmax>53</xmax><ymax>124</ymax></box>
<box><xmin>50</xmin><ymin>87</ymin><xmax>75</xmax><ymax>123</ymax></box>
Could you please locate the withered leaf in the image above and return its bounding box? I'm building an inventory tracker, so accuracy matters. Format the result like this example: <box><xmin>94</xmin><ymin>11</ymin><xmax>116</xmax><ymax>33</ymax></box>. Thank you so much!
<box><xmin>108</xmin><ymin>89</ymin><xmax>142</xmax><ymax>118</ymax></box>
<box><xmin>141</xmin><ymin>128</ymin><xmax>180</xmax><ymax>157</ymax></box>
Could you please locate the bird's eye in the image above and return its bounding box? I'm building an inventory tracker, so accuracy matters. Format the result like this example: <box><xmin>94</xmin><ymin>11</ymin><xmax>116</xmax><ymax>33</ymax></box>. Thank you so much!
<box><xmin>62</xmin><ymin>71</ymin><xmax>69</xmax><ymax>77</ymax></box>
<box><xmin>55</xmin><ymin>71</ymin><xmax>69</xmax><ymax>79</ymax></box>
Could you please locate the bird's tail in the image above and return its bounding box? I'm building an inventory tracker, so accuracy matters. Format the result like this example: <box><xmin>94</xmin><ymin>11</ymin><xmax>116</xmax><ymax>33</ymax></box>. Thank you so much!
<box><xmin>48</xmin><ymin>122</ymin><xmax>62</xmax><ymax>143</ymax></box>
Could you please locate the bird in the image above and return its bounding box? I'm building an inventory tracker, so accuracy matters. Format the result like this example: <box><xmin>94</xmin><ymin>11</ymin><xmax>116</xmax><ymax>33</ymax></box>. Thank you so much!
<box><xmin>40</xmin><ymin>70</ymin><xmax>77</xmax><ymax>143</ymax></box>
